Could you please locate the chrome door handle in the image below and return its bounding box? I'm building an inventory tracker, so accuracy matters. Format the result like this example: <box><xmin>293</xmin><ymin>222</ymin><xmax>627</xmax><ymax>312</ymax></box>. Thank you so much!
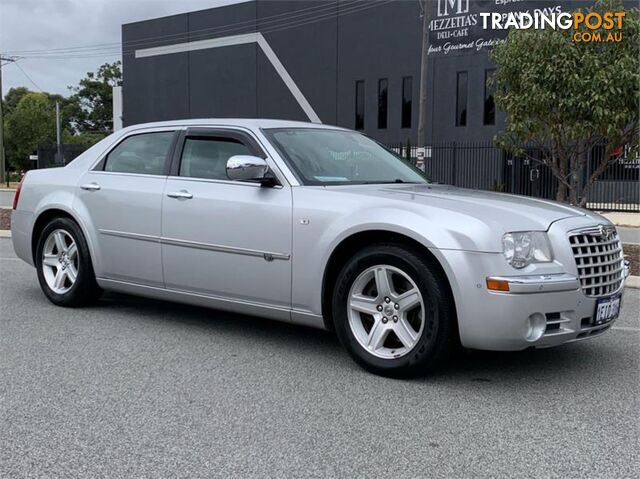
<box><xmin>167</xmin><ymin>190</ymin><xmax>193</xmax><ymax>199</ymax></box>
<box><xmin>80</xmin><ymin>182</ymin><xmax>101</xmax><ymax>191</ymax></box>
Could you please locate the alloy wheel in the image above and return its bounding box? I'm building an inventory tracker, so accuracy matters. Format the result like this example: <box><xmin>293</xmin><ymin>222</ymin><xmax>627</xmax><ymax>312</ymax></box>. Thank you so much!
<box><xmin>41</xmin><ymin>229</ymin><xmax>79</xmax><ymax>295</ymax></box>
<box><xmin>347</xmin><ymin>264</ymin><xmax>425</xmax><ymax>359</ymax></box>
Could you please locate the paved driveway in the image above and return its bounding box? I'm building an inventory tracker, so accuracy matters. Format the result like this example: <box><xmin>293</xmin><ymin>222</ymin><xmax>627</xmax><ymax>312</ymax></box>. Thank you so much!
<box><xmin>0</xmin><ymin>238</ymin><xmax>638</xmax><ymax>478</ymax></box>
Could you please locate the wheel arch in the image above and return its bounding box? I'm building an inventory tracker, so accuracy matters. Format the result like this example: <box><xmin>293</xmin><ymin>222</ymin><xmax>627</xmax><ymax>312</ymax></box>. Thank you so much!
<box><xmin>31</xmin><ymin>208</ymin><xmax>96</xmax><ymax>267</ymax></box>
<box><xmin>320</xmin><ymin>229</ymin><xmax>459</xmax><ymax>333</ymax></box>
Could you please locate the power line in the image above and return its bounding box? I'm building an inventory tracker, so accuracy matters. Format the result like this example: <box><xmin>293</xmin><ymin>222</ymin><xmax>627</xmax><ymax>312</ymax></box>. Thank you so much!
<box><xmin>12</xmin><ymin>61</ymin><xmax>43</xmax><ymax>92</ymax></box>
<box><xmin>5</xmin><ymin>0</ymin><xmax>343</xmax><ymax>55</ymax></box>
<box><xmin>6</xmin><ymin>0</ymin><xmax>393</xmax><ymax>60</ymax></box>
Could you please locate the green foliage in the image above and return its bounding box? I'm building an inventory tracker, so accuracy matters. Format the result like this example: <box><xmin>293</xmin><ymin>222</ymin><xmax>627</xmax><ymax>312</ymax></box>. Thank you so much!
<box><xmin>490</xmin><ymin>0</ymin><xmax>639</xmax><ymax>205</ymax></box>
<box><xmin>2</xmin><ymin>62</ymin><xmax>120</xmax><ymax>169</ymax></box>
<box><xmin>4</xmin><ymin>93</ymin><xmax>57</xmax><ymax>169</ymax></box>
<box><xmin>67</xmin><ymin>61</ymin><xmax>122</xmax><ymax>134</ymax></box>
<box><xmin>2</xmin><ymin>87</ymin><xmax>32</xmax><ymax>115</ymax></box>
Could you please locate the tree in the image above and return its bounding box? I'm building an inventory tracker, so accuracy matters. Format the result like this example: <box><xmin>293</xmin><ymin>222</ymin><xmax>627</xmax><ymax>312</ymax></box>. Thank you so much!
<box><xmin>2</xmin><ymin>87</ymin><xmax>32</xmax><ymax>115</ymax></box>
<box><xmin>4</xmin><ymin>93</ymin><xmax>57</xmax><ymax>169</ymax></box>
<box><xmin>67</xmin><ymin>61</ymin><xmax>122</xmax><ymax>135</ymax></box>
<box><xmin>490</xmin><ymin>0</ymin><xmax>639</xmax><ymax>205</ymax></box>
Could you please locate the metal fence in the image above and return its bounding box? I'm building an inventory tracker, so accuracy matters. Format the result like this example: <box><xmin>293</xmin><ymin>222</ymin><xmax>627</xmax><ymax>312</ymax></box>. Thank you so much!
<box><xmin>390</xmin><ymin>142</ymin><xmax>639</xmax><ymax>213</ymax></box>
<box><xmin>36</xmin><ymin>144</ymin><xmax>90</xmax><ymax>169</ymax></box>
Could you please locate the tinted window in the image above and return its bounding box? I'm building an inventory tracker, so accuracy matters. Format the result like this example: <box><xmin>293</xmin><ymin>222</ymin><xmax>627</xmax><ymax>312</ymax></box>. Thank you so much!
<box><xmin>104</xmin><ymin>131</ymin><xmax>174</xmax><ymax>175</ymax></box>
<box><xmin>378</xmin><ymin>79</ymin><xmax>388</xmax><ymax>129</ymax></box>
<box><xmin>401</xmin><ymin>77</ymin><xmax>412</xmax><ymax>128</ymax></box>
<box><xmin>179</xmin><ymin>137</ymin><xmax>251</xmax><ymax>180</ymax></box>
<box><xmin>483</xmin><ymin>69</ymin><xmax>496</xmax><ymax>125</ymax></box>
<box><xmin>456</xmin><ymin>71</ymin><xmax>468</xmax><ymax>127</ymax></box>
<box><xmin>355</xmin><ymin>80</ymin><xmax>365</xmax><ymax>130</ymax></box>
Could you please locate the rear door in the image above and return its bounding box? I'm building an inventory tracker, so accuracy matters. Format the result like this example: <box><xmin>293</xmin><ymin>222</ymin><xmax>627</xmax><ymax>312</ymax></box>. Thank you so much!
<box><xmin>74</xmin><ymin>128</ymin><xmax>178</xmax><ymax>286</ymax></box>
<box><xmin>160</xmin><ymin>128</ymin><xmax>292</xmax><ymax>308</ymax></box>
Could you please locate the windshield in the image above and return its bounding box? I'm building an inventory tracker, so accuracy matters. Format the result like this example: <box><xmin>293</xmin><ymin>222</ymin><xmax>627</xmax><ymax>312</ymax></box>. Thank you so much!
<box><xmin>263</xmin><ymin>128</ymin><xmax>428</xmax><ymax>186</ymax></box>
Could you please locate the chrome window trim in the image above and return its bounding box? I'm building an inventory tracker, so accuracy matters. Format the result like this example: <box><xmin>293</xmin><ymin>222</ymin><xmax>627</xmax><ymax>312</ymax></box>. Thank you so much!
<box><xmin>99</xmin><ymin>229</ymin><xmax>290</xmax><ymax>261</ymax></box>
<box><xmin>166</xmin><ymin>175</ymin><xmax>283</xmax><ymax>189</ymax></box>
<box><xmin>86</xmin><ymin>171</ymin><xmax>170</xmax><ymax>180</ymax></box>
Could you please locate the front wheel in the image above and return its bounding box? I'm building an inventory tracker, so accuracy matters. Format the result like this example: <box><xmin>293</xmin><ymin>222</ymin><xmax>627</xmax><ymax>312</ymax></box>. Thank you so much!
<box><xmin>332</xmin><ymin>244</ymin><xmax>456</xmax><ymax>378</ymax></box>
<box><xmin>35</xmin><ymin>217</ymin><xmax>101</xmax><ymax>307</ymax></box>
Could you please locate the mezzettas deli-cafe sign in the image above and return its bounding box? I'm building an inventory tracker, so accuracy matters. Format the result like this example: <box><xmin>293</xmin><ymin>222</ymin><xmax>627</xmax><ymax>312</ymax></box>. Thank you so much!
<box><xmin>428</xmin><ymin>0</ymin><xmax>566</xmax><ymax>56</ymax></box>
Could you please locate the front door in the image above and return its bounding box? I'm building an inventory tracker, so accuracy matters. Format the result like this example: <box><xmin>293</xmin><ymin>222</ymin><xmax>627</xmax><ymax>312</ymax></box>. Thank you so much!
<box><xmin>160</xmin><ymin>128</ymin><xmax>292</xmax><ymax>308</ymax></box>
<box><xmin>74</xmin><ymin>129</ymin><xmax>177</xmax><ymax>287</ymax></box>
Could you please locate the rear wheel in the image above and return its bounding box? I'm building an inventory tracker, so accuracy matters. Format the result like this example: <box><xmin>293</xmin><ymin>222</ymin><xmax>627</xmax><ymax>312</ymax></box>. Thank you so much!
<box><xmin>332</xmin><ymin>244</ymin><xmax>455</xmax><ymax>378</ymax></box>
<box><xmin>35</xmin><ymin>217</ymin><xmax>101</xmax><ymax>307</ymax></box>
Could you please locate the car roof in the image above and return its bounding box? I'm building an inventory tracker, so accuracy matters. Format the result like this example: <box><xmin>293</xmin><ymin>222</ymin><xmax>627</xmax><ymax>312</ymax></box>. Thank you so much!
<box><xmin>122</xmin><ymin>118</ymin><xmax>348</xmax><ymax>133</ymax></box>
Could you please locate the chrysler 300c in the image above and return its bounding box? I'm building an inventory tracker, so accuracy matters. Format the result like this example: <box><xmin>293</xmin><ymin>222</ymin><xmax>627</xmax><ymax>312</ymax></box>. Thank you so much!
<box><xmin>11</xmin><ymin>120</ymin><xmax>629</xmax><ymax>377</ymax></box>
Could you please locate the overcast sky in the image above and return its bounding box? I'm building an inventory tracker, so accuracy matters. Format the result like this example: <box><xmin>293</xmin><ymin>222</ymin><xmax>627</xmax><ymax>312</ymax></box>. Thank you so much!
<box><xmin>0</xmin><ymin>0</ymin><xmax>247</xmax><ymax>96</ymax></box>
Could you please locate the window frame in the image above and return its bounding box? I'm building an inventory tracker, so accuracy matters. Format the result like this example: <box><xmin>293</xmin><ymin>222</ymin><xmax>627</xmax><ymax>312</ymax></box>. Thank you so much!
<box><xmin>168</xmin><ymin>128</ymin><xmax>280</xmax><ymax>186</ymax></box>
<box><xmin>355</xmin><ymin>80</ymin><xmax>365</xmax><ymax>131</ymax></box>
<box><xmin>93</xmin><ymin>129</ymin><xmax>179</xmax><ymax>176</ymax></box>
<box><xmin>377</xmin><ymin>78</ymin><xmax>388</xmax><ymax>130</ymax></box>
<box><xmin>455</xmin><ymin>71</ymin><xmax>468</xmax><ymax>127</ymax></box>
<box><xmin>483</xmin><ymin>69</ymin><xmax>496</xmax><ymax>126</ymax></box>
<box><xmin>401</xmin><ymin>76</ymin><xmax>413</xmax><ymax>129</ymax></box>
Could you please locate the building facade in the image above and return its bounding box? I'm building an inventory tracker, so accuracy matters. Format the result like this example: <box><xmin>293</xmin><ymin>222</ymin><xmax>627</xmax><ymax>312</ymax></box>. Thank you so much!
<box><xmin>121</xmin><ymin>0</ymin><xmax>591</xmax><ymax>145</ymax></box>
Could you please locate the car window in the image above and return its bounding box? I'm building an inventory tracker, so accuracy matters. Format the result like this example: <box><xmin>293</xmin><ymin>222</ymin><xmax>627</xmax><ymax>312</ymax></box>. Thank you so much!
<box><xmin>104</xmin><ymin>131</ymin><xmax>175</xmax><ymax>175</ymax></box>
<box><xmin>179</xmin><ymin>137</ymin><xmax>252</xmax><ymax>180</ymax></box>
<box><xmin>263</xmin><ymin>128</ymin><xmax>427</xmax><ymax>186</ymax></box>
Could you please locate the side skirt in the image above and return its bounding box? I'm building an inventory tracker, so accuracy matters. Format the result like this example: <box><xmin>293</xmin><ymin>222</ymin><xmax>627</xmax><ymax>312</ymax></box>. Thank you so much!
<box><xmin>97</xmin><ymin>278</ymin><xmax>326</xmax><ymax>330</ymax></box>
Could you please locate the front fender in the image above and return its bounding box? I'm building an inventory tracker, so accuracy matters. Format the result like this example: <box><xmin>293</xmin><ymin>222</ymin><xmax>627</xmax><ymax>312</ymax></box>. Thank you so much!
<box><xmin>291</xmin><ymin>192</ymin><xmax>487</xmax><ymax>316</ymax></box>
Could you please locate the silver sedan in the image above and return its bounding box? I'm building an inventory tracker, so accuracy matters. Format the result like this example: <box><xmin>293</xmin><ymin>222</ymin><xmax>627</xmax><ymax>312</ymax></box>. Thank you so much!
<box><xmin>11</xmin><ymin>119</ymin><xmax>629</xmax><ymax>377</ymax></box>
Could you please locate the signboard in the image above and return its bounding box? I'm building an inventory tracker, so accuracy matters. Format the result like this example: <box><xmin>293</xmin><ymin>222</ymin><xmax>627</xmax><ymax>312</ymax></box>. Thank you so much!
<box><xmin>427</xmin><ymin>0</ymin><xmax>567</xmax><ymax>57</ymax></box>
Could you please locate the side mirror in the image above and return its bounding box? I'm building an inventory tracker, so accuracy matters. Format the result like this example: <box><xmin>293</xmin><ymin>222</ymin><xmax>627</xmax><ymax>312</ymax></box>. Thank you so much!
<box><xmin>226</xmin><ymin>155</ymin><xmax>276</xmax><ymax>186</ymax></box>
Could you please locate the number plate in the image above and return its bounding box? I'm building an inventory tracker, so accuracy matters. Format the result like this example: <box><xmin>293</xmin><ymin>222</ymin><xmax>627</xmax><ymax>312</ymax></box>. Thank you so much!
<box><xmin>594</xmin><ymin>294</ymin><xmax>621</xmax><ymax>325</ymax></box>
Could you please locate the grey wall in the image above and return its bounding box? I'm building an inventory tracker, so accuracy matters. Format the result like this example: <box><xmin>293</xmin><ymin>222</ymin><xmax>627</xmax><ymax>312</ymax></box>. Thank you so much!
<box><xmin>122</xmin><ymin>0</ymin><xmax>422</xmax><ymax>144</ymax></box>
<box><xmin>122</xmin><ymin>0</ymin><xmax>599</xmax><ymax>145</ymax></box>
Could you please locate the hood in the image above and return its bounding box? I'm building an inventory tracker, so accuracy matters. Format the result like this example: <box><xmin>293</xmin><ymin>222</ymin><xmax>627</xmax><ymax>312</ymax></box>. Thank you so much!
<box><xmin>331</xmin><ymin>183</ymin><xmax>593</xmax><ymax>232</ymax></box>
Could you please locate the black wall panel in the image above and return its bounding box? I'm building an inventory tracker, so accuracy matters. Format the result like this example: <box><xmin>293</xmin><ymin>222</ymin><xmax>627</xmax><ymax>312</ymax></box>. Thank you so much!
<box><xmin>257</xmin><ymin>0</ymin><xmax>338</xmax><ymax>124</ymax></box>
<box><xmin>187</xmin><ymin>2</ymin><xmax>258</xmax><ymax>119</ymax></box>
<box><xmin>336</xmin><ymin>0</ymin><xmax>422</xmax><ymax>145</ymax></box>
<box><xmin>122</xmin><ymin>13</ymin><xmax>190</xmax><ymax>125</ymax></box>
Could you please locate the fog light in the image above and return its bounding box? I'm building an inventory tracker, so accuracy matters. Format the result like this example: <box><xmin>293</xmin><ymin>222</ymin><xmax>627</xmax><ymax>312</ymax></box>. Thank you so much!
<box><xmin>525</xmin><ymin>313</ymin><xmax>546</xmax><ymax>342</ymax></box>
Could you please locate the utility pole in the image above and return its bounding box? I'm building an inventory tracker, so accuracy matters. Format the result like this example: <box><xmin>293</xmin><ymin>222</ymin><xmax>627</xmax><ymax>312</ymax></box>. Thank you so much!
<box><xmin>0</xmin><ymin>59</ymin><xmax>4</xmax><ymax>185</ymax></box>
<box><xmin>55</xmin><ymin>101</ymin><xmax>62</xmax><ymax>164</ymax></box>
<box><xmin>417</xmin><ymin>0</ymin><xmax>432</xmax><ymax>148</ymax></box>
<box><xmin>0</xmin><ymin>55</ymin><xmax>19</xmax><ymax>186</ymax></box>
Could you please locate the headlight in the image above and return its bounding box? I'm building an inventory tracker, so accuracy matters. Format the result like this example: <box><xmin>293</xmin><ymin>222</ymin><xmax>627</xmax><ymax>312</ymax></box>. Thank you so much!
<box><xmin>502</xmin><ymin>231</ymin><xmax>553</xmax><ymax>269</ymax></box>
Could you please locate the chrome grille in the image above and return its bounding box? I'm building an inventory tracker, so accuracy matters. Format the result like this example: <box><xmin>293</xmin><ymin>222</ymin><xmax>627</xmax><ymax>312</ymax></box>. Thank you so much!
<box><xmin>569</xmin><ymin>226</ymin><xmax>624</xmax><ymax>298</ymax></box>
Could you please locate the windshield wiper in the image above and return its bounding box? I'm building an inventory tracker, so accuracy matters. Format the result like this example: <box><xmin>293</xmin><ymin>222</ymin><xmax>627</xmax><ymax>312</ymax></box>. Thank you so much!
<box><xmin>361</xmin><ymin>179</ymin><xmax>422</xmax><ymax>184</ymax></box>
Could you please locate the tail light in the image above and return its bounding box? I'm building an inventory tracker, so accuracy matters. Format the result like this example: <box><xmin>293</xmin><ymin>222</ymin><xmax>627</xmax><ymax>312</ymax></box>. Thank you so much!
<box><xmin>12</xmin><ymin>173</ymin><xmax>27</xmax><ymax>210</ymax></box>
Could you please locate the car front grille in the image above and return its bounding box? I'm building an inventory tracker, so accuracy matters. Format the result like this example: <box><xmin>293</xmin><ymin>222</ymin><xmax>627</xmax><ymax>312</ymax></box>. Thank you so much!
<box><xmin>569</xmin><ymin>226</ymin><xmax>624</xmax><ymax>298</ymax></box>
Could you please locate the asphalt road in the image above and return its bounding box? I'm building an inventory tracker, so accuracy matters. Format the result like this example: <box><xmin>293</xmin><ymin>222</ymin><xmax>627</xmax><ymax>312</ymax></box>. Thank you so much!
<box><xmin>0</xmin><ymin>191</ymin><xmax>14</xmax><ymax>208</ymax></box>
<box><xmin>1</xmin><ymin>237</ymin><xmax>638</xmax><ymax>478</ymax></box>
<box><xmin>618</xmin><ymin>226</ymin><xmax>640</xmax><ymax>245</ymax></box>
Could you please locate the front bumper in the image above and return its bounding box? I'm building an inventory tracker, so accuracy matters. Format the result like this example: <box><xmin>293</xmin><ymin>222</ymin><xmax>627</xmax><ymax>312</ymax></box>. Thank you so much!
<box><xmin>439</xmin><ymin>217</ymin><xmax>629</xmax><ymax>351</ymax></box>
<box><xmin>484</xmin><ymin>269</ymin><xmax>627</xmax><ymax>349</ymax></box>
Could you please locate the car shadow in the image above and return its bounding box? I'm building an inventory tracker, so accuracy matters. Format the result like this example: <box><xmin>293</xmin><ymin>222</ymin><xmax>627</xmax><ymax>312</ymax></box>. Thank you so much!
<box><xmin>94</xmin><ymin>291</ymin><xmax>624</xmax><ymax>386</ymax></box>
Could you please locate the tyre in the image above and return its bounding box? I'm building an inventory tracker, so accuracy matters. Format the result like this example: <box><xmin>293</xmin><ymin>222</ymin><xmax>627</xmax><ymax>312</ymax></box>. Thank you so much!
<box><xmin>332</xmin><ymin>244</ymin><xmax>456</xmax><ymax>378</ymax></box>
<box><xmin>35</xmin><ymin>217</ymin><xmax>102</xmax><ymax>307</ymax></box>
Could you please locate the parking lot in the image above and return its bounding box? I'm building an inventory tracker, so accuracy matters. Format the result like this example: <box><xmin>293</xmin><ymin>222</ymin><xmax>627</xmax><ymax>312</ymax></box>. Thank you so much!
<box><xmin>1</xmin><ymin>236</ymin><xmax>638</xmax><ymax>478</ymax></box>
